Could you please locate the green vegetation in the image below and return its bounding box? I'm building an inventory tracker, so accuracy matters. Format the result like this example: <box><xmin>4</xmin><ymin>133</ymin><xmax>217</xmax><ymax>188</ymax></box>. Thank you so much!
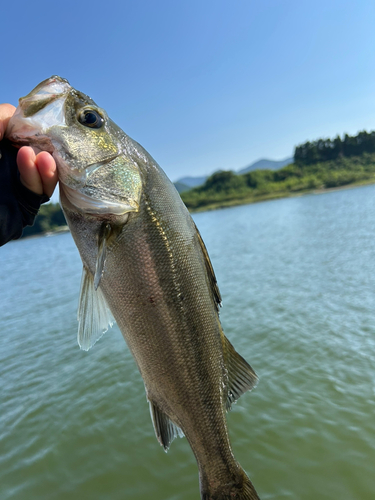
<box><xmin>182</xmin><ymin>131</ymin><xmax>375</xmax><ymax>211</ymax></box>
<box><xmin>294</xmin><ymin>131</ymin><xmax>375</xmax><ymax>164</ymax></box>
<box><xmin>22</xmin><ymin>203</ymin><xmax>67</xmax><ymax>238</ymax></box>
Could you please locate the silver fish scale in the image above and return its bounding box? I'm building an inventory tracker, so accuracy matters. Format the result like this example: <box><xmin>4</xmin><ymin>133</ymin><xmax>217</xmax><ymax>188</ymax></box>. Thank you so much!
<box><xmin>93</xmin><ymin>172</ymin><xmax>233</xmax><ymax>466</ymax></box>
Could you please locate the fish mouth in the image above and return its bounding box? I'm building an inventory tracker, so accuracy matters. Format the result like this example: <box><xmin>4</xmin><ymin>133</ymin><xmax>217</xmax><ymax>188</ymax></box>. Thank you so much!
<box><xmin>6</xmin><ymin>76</ymin><xmax>72</xmax><ymax>142</ymax></box>
<box><xmin>19</xmin><ymin>76</ymin><xmax>71</xmax><ymax>117</ymax></box>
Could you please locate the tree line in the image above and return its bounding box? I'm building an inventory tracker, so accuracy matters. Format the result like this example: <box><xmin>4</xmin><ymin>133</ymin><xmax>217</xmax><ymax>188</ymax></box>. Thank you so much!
<box><xmin>181</xmin><ymin>150</ymin><xmax>375</xmax><ymax>210</ymax></box>
<box><xmin>294</xmin><ymin>131</ymin><xmax>375</xmax><ymax>164</ymax></box>
<box><xmin>21</xmin><ymin>203</ymin><xmax>67</xmax><ymax>238</ymax></box>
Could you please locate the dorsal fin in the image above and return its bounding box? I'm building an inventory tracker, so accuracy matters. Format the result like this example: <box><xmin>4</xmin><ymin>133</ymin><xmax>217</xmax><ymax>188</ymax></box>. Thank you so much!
<box><xmin>221</xmin><ymin>334</ymin><xmax>258</xmax><ymax>411</ymax></box>
<box><xmin>194</xmin><ymin>223</ymin><xmax>222</xmax><ymax>311</ymax></box>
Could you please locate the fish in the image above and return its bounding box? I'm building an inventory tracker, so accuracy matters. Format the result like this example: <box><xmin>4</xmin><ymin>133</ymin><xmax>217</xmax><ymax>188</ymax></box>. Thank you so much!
<box><xmin>7</xmin><ymin>76</ymin><xmax>261</xmax><ymax>500</ymax></box>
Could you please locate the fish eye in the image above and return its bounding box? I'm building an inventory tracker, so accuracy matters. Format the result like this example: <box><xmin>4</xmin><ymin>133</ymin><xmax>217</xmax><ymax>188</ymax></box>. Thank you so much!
<box><xmin>78</xmin><ymin>109</ymin><xmax>104</xmax><ymax>129</ymax></box>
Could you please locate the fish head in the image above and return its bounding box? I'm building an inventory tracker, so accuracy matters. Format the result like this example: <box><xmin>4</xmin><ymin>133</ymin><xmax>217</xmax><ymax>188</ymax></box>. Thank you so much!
<box><xmin>7</xmin><ymin>76</ymin><xmax>142</xmax><ymax>219</ymax></box>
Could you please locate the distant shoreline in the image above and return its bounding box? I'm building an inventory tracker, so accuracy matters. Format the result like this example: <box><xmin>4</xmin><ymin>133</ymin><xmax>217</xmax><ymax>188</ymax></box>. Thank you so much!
<box><xmin>21</xmin><ymin>226</ymin><xmax>70</xmax><ymax>241</ymax></box>
<box><xmin>187</xmin><ymin>177</ymin><xmax>375</xmax><ymax>213</ymax></box>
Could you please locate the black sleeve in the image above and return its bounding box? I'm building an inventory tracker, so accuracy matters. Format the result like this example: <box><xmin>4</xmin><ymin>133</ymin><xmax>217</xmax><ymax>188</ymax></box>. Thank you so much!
<box><xmin>0</xmin><ymin>140</ymin><xmax>50</xmax><ymax>246</ymax></box>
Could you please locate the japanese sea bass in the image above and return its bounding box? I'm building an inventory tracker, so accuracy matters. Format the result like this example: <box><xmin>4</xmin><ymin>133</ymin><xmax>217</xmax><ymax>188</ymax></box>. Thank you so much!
<box><xmin>7</xmin><ymin>76</ymin><xmax>260</xmax><ymax>500</ymax></box>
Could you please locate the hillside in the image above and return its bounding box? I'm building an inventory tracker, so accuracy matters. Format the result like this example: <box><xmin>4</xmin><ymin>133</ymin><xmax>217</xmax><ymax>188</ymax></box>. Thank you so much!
<box><xmin>175</xmin><ymin>175</ymin><xmax>208</xmax><ymax>188</ymax></box>
<box><xmin>181</xmin><ymin>138</ymin><xmax>375</xmax><ymax>211</ymax></box>
<box><xmin>237</xmin><ymin>157</ymin><xmax>293</xmax><ymax>174</ymax></box>
<box><xmin>174</xmin><ymin>181</ymin><xmax>191</xmax><ymax>193</ymax></box>
<box><xmin>174</xmin><ymin>157</ymin><xmax>292</xmax><ymax>188</ymax></box>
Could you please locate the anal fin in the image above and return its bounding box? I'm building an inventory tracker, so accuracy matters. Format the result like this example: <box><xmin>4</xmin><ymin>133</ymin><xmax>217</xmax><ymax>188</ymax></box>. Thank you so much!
<box><xmin>77</xmin><ymin>266</ymin><xmax>115</xmax><ymax>351</ymax></box>
<box><xmin>149</xmin><ymin>400</ymin><xmax>184</xmax><ymax>452</ymax></box>
<box><xmin>222</xmin><ymin>335</ymin><xmax>258</xmax><ymax>411</ymax></box>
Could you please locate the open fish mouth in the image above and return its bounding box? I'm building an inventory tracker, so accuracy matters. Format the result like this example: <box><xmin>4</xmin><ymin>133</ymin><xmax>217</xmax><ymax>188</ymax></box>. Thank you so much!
<box><xmin>6</xmin><ymin>76</ymin><xmax>74</xmax><ymax>146</ymax></box>
<box><xmin>18</xmin><ymin>76</ymin><xmax>71</xmax><ymax>117</ymax></box>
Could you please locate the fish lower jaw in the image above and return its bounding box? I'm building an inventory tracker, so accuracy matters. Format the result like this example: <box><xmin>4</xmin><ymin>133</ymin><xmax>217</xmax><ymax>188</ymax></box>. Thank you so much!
<box><xmin>8</xmin><ymin>131</ymin><xmax>54</xmax><ymax>154</ymax></box>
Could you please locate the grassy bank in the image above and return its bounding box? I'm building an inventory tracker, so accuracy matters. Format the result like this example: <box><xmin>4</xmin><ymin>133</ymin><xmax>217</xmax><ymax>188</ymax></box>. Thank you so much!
<box><xmin>22</xmin><ymin>202</ymin><xmax>67</xmax><ymax>238</ymax></box>
<box><xmin>181</xmin><ymin>153</ymin><xmax>375</xmax><ymax>211</ymax></box>
<box><xmin>185</xmin><ymin>177</ymin><xmax>375</xmax><ymax>213</ymax></box>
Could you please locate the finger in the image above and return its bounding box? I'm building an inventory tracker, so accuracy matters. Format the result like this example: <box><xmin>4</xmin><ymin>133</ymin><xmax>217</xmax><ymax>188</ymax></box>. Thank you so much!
<box><xmin>35</xmin><ymin>152</ymin><xmax>58</xmax><ymax>198</ymax></box>
<box><xmin>0</xmin><ymin>103</ymin><xmax>16</xmax><ymax>140</ymax></box>
<box><xmin>17</xmin><ymin>146</ymin><xmax>44</xmax><ymax>195</ymax></box>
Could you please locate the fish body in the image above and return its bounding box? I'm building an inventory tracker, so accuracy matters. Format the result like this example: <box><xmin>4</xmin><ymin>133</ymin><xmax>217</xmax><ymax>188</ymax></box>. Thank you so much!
<box><xmin>7</xmin><ymin>76</ymin><xmax>260</xmax><ymax>500</ymax></box>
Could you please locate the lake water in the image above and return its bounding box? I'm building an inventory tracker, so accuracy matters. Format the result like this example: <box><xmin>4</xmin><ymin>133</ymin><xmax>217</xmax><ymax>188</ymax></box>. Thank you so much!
<box><xmin>1</xmin><ymin>185</ymin><xmax>375</xmax><ymax>500</ymax></box>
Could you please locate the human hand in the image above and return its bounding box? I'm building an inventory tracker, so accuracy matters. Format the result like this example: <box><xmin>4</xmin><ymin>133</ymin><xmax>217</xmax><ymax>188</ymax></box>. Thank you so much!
<box><xmin>0</xmin><ymin>103</ymin><xmax>58</xmax><ymax>198</ymax></box>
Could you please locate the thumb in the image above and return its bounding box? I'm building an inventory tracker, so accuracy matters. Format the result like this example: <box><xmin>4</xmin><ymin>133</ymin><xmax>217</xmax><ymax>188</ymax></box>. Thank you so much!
<box><xmin>0</xmin><ymin>103</ymin><xmax>16</xmax><ymax>140</ymax></box>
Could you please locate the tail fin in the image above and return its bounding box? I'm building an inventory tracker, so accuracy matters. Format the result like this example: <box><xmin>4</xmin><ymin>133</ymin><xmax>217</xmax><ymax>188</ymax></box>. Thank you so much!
<box><xmin>200</xmin><ymin>467</ymin><xmax>260</xmax><ymax>500</ymax></box>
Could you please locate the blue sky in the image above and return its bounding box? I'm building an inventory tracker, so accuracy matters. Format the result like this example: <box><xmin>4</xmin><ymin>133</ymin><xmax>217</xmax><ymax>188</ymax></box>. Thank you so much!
<box><xmin>2</xmin><ymin>0</ymin><xmax>375</xmax><ymax>186</ymax></box>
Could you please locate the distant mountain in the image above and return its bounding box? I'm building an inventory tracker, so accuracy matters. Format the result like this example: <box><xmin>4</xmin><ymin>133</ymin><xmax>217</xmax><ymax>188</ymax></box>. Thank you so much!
<box><xmin>175</xmin><ymin>157</ymin><xmax>293</xmax><ymax>191</ymax></box>
<box><xmin>176</xmin><ymin>176</ymin><xmax>208</xmax><ymax>188</ymax></box>
<box><xmin>174</xmin><ymin>181</ymin><xmax>191</xmax><ymax>193</ymax></box>
<box><xmin>238</xmin><ymin>157</ymin><xmax>293</xmax><ymax>174</ymax></box>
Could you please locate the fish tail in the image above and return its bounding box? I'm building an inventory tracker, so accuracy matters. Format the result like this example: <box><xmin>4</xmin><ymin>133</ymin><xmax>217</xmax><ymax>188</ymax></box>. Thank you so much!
<box><xmin>200</xmin><ymin>466</ymin><xmax>261</xmax><ymax>500</ymax></box>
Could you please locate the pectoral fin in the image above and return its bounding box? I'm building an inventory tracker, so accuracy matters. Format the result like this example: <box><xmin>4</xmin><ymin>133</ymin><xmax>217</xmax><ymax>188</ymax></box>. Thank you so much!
<box><xmin>94</xmin><ymin>223</ymin><xmax>112</xmax><ymax>290</ymax></box>
<box><xmin>222</xmin><ymin>335</ymin><xmax>258</xmax><ymax>411</ymax></box>
<box><xmin>94</xmin><ymin>222</ymin><xmax>124</xmax><ymax>289</ymax></box>
<box><xmin>77</xmin><ymin>266</ymin><xmax>115</xmax><ymax>351</ymax></box>
<box><xmin>149</xmin><ymin>400</ymin><xmax>184</xmax><ymax>451</ymax></box>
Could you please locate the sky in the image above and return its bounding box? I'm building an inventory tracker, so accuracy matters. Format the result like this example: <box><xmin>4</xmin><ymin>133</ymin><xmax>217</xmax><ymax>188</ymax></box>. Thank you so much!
<box><xmin>2</xmin><ymin>0</ymin><xmax>375</xmax><ymax>192</ymax></box>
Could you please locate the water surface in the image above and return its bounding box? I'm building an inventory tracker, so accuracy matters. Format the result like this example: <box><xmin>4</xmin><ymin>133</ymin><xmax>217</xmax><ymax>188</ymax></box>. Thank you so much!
<box><xmin>1</xmin><ymin>185</ymin><xmax>375</xmax><ymax>499</ymax></box>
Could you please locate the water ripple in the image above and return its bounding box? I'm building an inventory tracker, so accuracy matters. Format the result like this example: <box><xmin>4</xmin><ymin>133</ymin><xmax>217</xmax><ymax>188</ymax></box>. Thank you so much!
<box><xmin>1</xmin><ymin>185</ymin><xmax>375</xmax><ymax>499</ymax></box>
